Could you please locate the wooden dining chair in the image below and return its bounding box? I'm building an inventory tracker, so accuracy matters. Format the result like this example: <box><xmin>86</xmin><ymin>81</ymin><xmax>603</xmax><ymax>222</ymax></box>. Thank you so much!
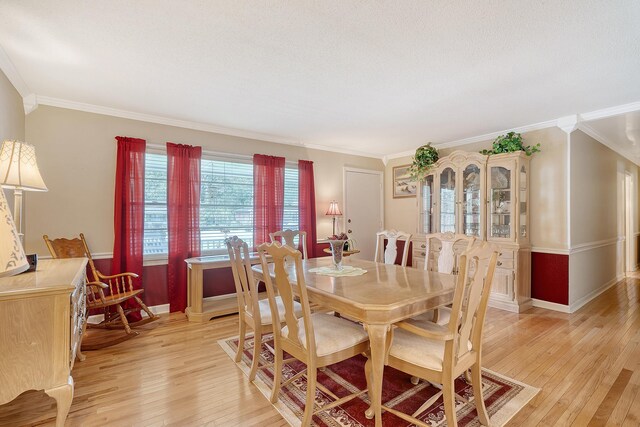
<box><xmin>269</xmin><ymin>229</ymin><xmax>308</xmax><ymax>259</ymax></box>
<box><xmin>257</xmin><ymin>242</ymin><xmax>370</xmax><ymax>426</ymax></box>
<box><xmin>226</xmin><ymin>236</ymin><xmax>302</xmax><ymax>382</ymax></box>
<box><xmin>43</xmin><ymin>233</ymin><xmax>158</xmax><ymax>350</ymax></box>
<box><xmin>374</xmin><ymin>229</ymin><xmax>412</xmax><ymax>266</ymax></box>
<box><xmin>410</xmin><ymin>232</ymin><xmax>477</xmax><ymax>326</ymax></box>
<box><xmin>367</xmin><ymin>242</ymin><xmax>498</xmax><ymax>426</ymax></box>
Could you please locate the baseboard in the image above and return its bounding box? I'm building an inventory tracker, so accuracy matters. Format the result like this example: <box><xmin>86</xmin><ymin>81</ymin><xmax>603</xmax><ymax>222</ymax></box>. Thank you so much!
<box><xmin>531</xmin><ymin>299</ymin><xmax>571</xmax><ymax>313</ymax></box>
<box><xmin>87</xmin><ymin>302</ymin><xmax>170</xmax><ymax>323</ymax></box>
<box><xmin>568</xmin><ymin>275</ymin><xmax>622</xmax><ymax>313</ymax></box>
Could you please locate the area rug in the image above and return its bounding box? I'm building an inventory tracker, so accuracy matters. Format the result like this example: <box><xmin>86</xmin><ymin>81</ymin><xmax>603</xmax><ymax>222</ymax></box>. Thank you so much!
<box><xmin>218</xmin><ymin>334</ymin><xmax>538</xmax><ymax>426</ymax></box>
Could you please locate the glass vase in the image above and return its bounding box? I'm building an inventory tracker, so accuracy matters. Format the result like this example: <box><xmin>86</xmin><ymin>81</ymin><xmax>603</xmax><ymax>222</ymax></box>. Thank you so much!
<box><xmin>328</xmin><ymin>239</ymin><xmax>346</xmax><ymax>271</ymax></box>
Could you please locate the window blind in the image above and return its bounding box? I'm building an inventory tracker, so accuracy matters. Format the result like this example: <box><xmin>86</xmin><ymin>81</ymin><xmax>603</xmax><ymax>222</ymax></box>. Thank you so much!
<box><xmin>142</xmin><ymin>153</ymin><xmax>299</xmax><ymax>256</ymax></box>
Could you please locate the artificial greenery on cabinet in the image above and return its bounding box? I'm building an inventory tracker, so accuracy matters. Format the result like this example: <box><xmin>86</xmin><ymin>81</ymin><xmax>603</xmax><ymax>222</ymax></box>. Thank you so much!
<box><xmin>480</xmin><ymin>132</ymin><xmax>540</xmax><ymax>156</ymax></box>
<box><xmin>408</xmin><ymin>143</ymin><xmax>439</xmax><ymax>181</ymax></box>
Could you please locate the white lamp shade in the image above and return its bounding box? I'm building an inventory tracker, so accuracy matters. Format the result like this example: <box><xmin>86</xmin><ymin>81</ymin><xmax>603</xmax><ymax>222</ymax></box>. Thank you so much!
<box><xmin>325</xmin><ymin>200</ymin><xmax>342</xmax><ymax>216</ymax></box>
<box><xmin>0</xmin><ymin>140</ymin><xmax>48</xmax><ymax>191</ymax></box>
<box><xmin>0</xmin><ymin>188</ymin><xmax>28</xmax><ymax>277</ymax></box>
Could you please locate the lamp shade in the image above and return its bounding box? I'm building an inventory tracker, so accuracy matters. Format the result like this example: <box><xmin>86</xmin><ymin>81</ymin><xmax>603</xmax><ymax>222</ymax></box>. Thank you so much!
<box><xmin>0</xmin><ymin>140</ymin><xmax>48</xmax><ymax>191</ymax></box>
<box><xmin>0</xmin><ymin>188</ymin><xmax>28</xmax><ymax>277</ymax></box>
<box><xmin>325</xmin><ymin>200</ymin><xmax>342</xmax><ymax>216</ymax></box>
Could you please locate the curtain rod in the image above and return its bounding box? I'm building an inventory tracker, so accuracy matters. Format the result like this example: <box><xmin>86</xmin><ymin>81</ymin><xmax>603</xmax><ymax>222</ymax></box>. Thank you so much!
<box><xmin>146</xmin><ymin>142</ymin><xmax>300</xmax><ymax>165</ymax></box>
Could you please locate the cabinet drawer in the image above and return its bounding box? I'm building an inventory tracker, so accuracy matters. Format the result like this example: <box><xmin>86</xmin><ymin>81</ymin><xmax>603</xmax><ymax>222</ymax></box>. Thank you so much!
<box><xmin>498</xmin><ymin>250</ymin><xmax>514</xmax><ymax>259</ymax></box>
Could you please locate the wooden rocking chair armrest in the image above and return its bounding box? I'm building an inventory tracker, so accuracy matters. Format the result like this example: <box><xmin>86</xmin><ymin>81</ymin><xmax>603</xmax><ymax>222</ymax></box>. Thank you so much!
<box><xmin>86</xmin><ymin>281</ymin><xmax>109</xmax><ymax>289</ymax></box>
<box><xmin>96</xmin><ymin>271</ymin><xmax>139</xmax><ymax>281</ymax></box>
<box><xmin>394</xmin><ymin>321</ymin><xmax>455</xmax><ymax>341</ymax></box>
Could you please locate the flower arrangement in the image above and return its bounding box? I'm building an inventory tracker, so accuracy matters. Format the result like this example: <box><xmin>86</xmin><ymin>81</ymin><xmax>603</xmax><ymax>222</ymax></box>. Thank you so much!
<box><xmin>328</xmin><ymin>233</ymin><xmax>354</xmax><ymax>251</ymax></box>
<box><xmin>408</xmin><ymin>143</ymin><xmax>439</xmax><ymax>181</ymax></box>
<box><xmin>480</xmin><ymin>132</ymin><xmax>541</xmax><ymax>156</ymax></box>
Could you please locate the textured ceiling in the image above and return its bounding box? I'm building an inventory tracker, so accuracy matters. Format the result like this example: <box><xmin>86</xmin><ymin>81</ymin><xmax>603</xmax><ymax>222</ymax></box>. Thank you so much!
<box><xmin>0</xmin><ymin>1</ymin><xmax>639</xmax><ymax>157</ymax></box>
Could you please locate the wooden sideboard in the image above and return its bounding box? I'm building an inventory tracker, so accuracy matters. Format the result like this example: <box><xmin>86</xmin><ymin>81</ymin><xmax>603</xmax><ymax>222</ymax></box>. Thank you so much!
<box><xmin>185</xmin><ymin>254</ymin><xmax>266</xmax><ymax>322</ymax></box>
<box><xmin>0</xmin><ymin>258</ymin><xmax>87</xmax><ymax>427</ymax></box>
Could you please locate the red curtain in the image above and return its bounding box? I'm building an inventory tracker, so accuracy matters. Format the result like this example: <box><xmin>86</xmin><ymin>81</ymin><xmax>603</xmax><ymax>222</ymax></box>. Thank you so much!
<box><xmin>253</xmin><ymin>154</ymin><xmax>285</xmax><ymax>248</ymax></box>
<box><xmin>298</xmin><ymin>160</ymin><xmax>317</xmax><ymax>258</ymax></box>
<box><xmin>167</xmin><ymin>142</ymin><xmax>202</xmax><ymax>313</ymax></box>
<box><xmin>112</xmin><ymin>136</ymin><xmax>146</xmax><ymax>321</ymax></box>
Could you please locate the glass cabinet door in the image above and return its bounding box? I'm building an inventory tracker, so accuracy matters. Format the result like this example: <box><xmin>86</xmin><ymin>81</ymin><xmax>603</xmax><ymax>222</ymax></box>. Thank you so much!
<box><xmin>489</xmin><ymin>166</ymin><xmax>512</xmax><ymax>239</ymax></box>
<box><xmin>420</xmin><ymin>175</ymin><xmax>434</xmax><ymax>234</ymax></box>
<box><xmin>439</xmin><ymin>167</ymin><xmax>456</xmax><ymax>233</ymax></box>
<box><xmin>462</xmin><ymin>164</ymin><xmax>481</xmax><ymax>237</ymax></box>
<box><xmin>519</xmin><ymin>165</ymin><xmax>528</xmax><ymax>239</ymax></box>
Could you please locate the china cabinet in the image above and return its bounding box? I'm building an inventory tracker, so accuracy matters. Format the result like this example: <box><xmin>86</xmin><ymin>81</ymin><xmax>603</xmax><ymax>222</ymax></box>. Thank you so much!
<box><xmin>414</xmin><ymin>150</ymin><xmax>531</xmax><ymax>313</ymax></box>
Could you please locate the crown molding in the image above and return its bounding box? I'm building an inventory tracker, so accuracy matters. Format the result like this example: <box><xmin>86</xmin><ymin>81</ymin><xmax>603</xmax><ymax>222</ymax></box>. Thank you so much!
<box><xmin>36</xmin><ymin>96</ymin><xmax>383</xmax><ymax>160</ymax></box>
<box><xmin>22</xmin><ymin>94</ymin><xmax>38</xmax><ymax>114</ymax></box>
<box><xmin>580</xmin><ymin>101</ymin><xmax>640</xmax><ymax>122</ymax></box>
<box><xmin>577</xmin><ymin>122</ymin><xmax>640</xmax><ymax>166</ymax></box>
<box><xmin>557</xmin><ymin>115</ymin><xmax>579</xmax><ymax>134</ymax></box>
<box><xmin>0</xmin><ymin>44</ymin><xmax>35</xmax><ymax>114</ymax></box>
<box><xmin>0</xmin><ymin>44</ymin><xmax>30</xmax><ymax>97</ymax></box>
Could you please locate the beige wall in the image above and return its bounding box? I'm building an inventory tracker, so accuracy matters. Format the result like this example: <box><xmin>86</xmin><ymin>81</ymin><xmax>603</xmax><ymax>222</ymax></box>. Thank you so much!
<box><xmin>384</xmin><ymin>155</ymin><xmax>417</xmax><ymax>234</ymax></box>
<box><xmin>570</xmin><ymin>129</ymin><xmax>638</xmax><ymax>245</ymax></box>
<box><xmin>24</xmin><ymin>106</ymin><xmax>384</xmax><ymax>255</ymax></box>
<box><xmin>384</xmin><ymin>126</ymin><xmax>569</xmax><ymax>250</ymax></box>
<box><xmin>568</xmin><ymin>129</ymin><xmax>639</xmax><ymax>306</ymax></box>
<box><xmin>0</xmin><ymin>68</ymin><xmax>25</xmax><ymax>207</ymax></box>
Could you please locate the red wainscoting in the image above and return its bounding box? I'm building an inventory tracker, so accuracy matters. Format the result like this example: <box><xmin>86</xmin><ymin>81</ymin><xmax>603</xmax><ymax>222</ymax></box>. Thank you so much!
<box><xmin>90</xmin><ymin>243</ymin><xmax>333</xmax><ymax>309</ymax></box>
<box><xmin>531</xmin><ymin>251</ymin><xmax>569</xmax><ymax>305</ymax></box>
<box><xmin>94</xmin><ymin>244</ymin><xmax>567</xmax><ymax>309</ymax></box>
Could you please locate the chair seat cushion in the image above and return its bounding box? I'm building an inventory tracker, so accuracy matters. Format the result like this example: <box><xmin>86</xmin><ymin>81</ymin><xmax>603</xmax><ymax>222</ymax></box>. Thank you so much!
<box><xmin>389</xmin><ymin>327</ymin><xmax>471</xmax><ymax>371</ymax></box>
<box><xmin>408</xmin><ymin>306</ymin><xmax>452</xmax><ymax>327</ymax></box>
<box><xmin>282</xmin><ymin>313</ymin><xmax>369</xmax><ymax>357</ymax></box>
<box><xmin>258</xmin><ymin>296</ymin><xmax>302</xmax><ymax>326</ymax></box>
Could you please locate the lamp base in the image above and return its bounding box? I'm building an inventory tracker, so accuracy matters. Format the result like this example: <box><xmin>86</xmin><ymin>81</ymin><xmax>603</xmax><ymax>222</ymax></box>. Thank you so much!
<box><xmin>26</xmin><ymin>254</ymin><xmax>38</xmax><ymax>272</ymax></box>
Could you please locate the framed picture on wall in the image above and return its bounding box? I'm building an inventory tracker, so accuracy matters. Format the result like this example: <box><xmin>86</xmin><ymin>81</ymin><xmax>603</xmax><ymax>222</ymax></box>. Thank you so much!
<box><xmin>393</xmin><ymin>165</ymin><xmax>417</xmax><ymax>198</ymax></box>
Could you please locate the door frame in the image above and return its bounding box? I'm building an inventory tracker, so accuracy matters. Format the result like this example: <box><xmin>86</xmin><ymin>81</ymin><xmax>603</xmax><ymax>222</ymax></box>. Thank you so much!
<box><xmin>624</xmin><ymin>171</ymin><xmax>634</xmax><ymax>273</ymax></box>
<box><xmin>343</xmin><ymin>167</ymin><xmax>384</xmax><ymax>235</ymax></box>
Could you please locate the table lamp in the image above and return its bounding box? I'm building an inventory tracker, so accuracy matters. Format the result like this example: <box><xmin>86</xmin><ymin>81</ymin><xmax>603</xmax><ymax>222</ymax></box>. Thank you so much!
<box><xmin>325</xmin><ymin>200</ymin><xmax>342</xmax><ymax>236</ymax></box>
<box><xmin>0</xmin><ymin>140</ymin><xmax>48</xmax><ymax>242</ymax></box>
<box><xmin>0</xmin><ymin>187</ymin><xmax>28</xmax><ymax>277</ymax></box>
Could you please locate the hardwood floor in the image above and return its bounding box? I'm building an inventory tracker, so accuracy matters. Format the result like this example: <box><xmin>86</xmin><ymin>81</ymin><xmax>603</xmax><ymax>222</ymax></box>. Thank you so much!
<box><xmin>2</xmin><ymin>275</ymin><xmax>640</xmax><ymax>426</ymax></box>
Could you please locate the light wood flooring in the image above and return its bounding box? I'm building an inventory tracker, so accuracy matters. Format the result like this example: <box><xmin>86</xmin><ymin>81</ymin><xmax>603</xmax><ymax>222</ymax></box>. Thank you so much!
<box><xmin>3</xmin><ymin>275</ymin><xmax>640</xmax><ymax>426</ymax></box>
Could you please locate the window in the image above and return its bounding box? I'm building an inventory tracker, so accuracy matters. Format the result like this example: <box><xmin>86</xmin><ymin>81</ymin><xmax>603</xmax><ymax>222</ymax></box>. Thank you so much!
<box><xmin>144</xmin><ymin>153</ymin><xmax>168</xmax><ymax>255</ymax></box>
<box><xmin>200</xmin><ymin>158</ymin><xmax>254</xmax><ymax>252</ymax></box>
<box><xmin>143</xmin><ymin>153</ymin><xmax>299</xmax><ymax>257</ymax></box>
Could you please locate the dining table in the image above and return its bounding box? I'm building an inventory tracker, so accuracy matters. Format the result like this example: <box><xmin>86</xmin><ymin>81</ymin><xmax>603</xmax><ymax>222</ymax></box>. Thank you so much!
<box><xmin>251</xmin><ymin>256</ymin><xmax>456</xmax><ymax>427</ymax></box>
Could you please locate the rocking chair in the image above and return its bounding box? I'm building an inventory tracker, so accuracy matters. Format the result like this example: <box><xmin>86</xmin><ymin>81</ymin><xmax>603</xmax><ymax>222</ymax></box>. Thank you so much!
<box><xmin>43</xmin><ymin>233</ymin><xmax>159</xmax><ymax>350</ymax></box>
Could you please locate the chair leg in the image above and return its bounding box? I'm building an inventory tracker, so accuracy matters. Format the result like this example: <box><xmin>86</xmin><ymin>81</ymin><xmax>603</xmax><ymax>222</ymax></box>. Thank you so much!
<box><xmin>302</xmin><ymin>367</ymin><xmax>317</xmax><ymax>427</ymax></box>
<box><xmin>134</xmin><ymin>295</ymin><xmax>158</xmax><ymax>319</ymax></box>
<box><xmin>236</xmin><ymin>320</ymin><xmax>246</xmax><ymax>363</ymax></box>
<box><xmin>471</xmin><ymin>364</ymin><xmax>490</xmax><ymax>425</ymax></box>
<box><xmin>270</xmin><ymin>346</ymin><xmax>283</xmax><ymax>403</ymax></box>
<box><xmin>116</xmin><ymin>304</ymin><xmax>133</xmax><ymax>335</ymax></box>
<box><xmin>249</xmin><ymin>325</ymin><xmax>262</xmax><ymax>381</ymax></box>
<box><xmin>442</xmin><ymin>376</ymin><xmax>457</xmax><ymax>427</ymax></box>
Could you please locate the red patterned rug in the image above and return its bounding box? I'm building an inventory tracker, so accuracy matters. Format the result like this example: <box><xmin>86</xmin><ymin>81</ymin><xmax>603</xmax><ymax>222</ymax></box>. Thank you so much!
<box><xmin>218</xmin><ymin>334</ymin><xmax>538</xmax><ymax>426</ymax></box>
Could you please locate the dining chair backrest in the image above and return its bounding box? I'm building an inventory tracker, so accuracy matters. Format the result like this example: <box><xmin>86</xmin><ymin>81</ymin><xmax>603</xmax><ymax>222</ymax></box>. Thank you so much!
<box><xmin>226</xmin><ymin>236</ymin><xmax>260</xmax><ymax>320</ymax></box>
<box><xmin>375</xmin><ymin>229</ymin><xmax>412</xmax><ymax>267</ymax></box>
<box><xmin>269</xmin><ymin>229</ymin><xmax>308</xmax><ymax>259</ymax></box>
<box><xmin>423</xmin><ymin>232</ymin><xmax>476</xmax><ymax>275</ymax></box>
<box><xmin>446</xmin><ymin>242</ymin><xmax>498</xmax><ymax>364</ymax></box>
<box><xmin>257</xmin><ymin>242</ymin><xmax>316</xmax><ymax>355</ymax></box>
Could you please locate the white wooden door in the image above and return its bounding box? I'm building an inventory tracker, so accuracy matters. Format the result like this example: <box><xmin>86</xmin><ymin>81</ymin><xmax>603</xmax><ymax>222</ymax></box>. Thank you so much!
<box><xmin>344</xmin><ymin>168</ymin><xmax>383</xmax><ymax>261</ymax></box>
